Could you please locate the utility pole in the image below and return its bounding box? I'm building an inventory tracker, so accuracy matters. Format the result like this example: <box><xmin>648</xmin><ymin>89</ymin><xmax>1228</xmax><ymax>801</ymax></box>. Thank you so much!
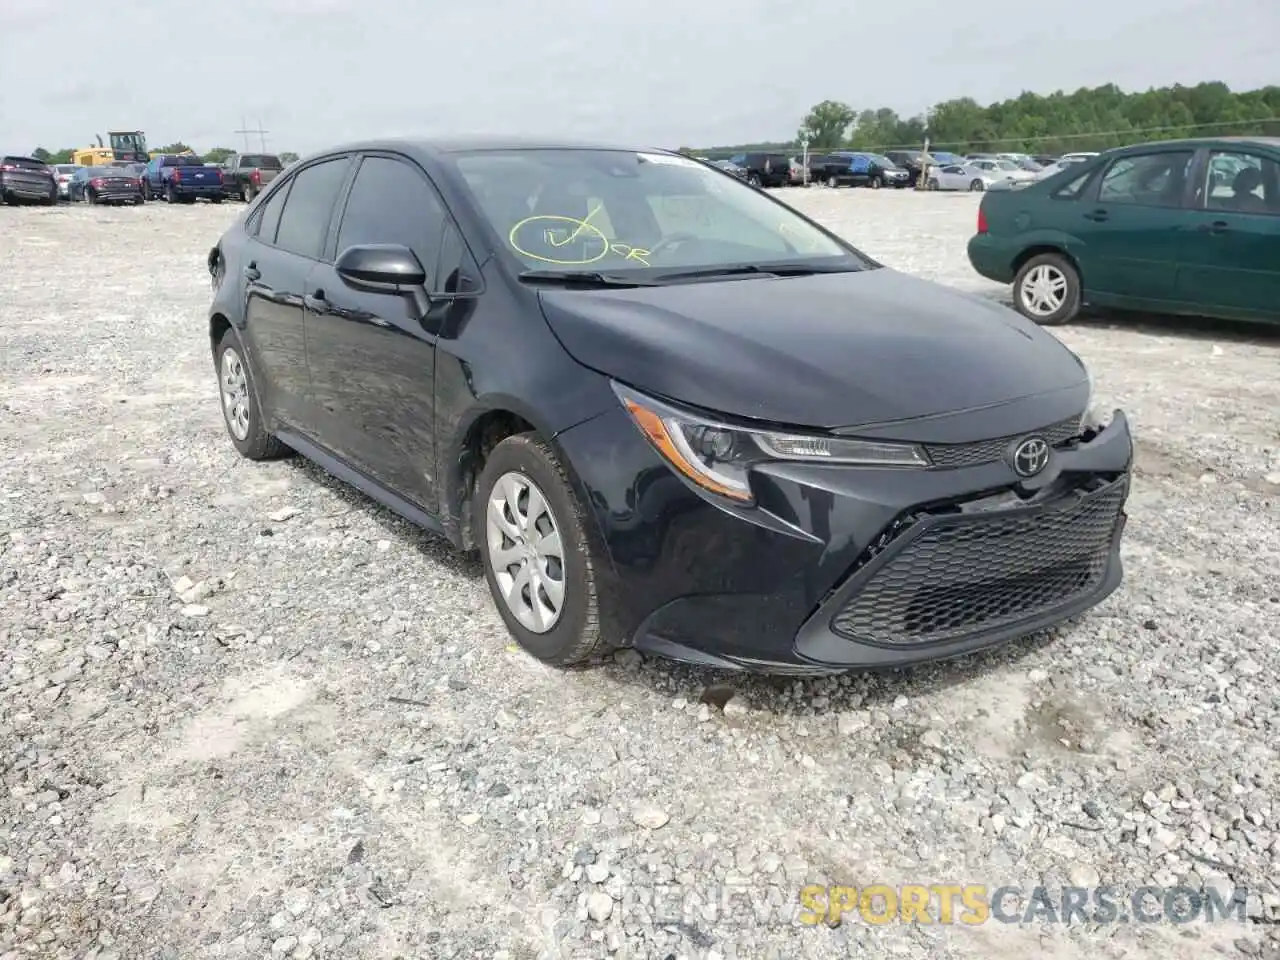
<box><xmin>234</xmin><ymin>117</ymin><xmax>269</xmax><ymax>152</ymax></box>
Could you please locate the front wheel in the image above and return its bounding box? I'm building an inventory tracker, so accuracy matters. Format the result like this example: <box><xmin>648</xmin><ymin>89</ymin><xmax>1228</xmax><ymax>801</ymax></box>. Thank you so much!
<box><xmin>925</xmin><ymin>178</ymin><xmax>939</xmax><ymax>190</ymax></box>
<box><xmin>1012</xmin><ymin>253</ymin><xmax>1081</xmax><ymax>326</ymax></box>
<box><xmin>969</xmin><ymin>179</ymin><xmax>985</xmax><ymax>192</ymax></box>
<box><xmin>870</xmin><ymin>176</ymin><xmax>882</xmax><ymax>189</ymax></box>
<box><xmin>475</xmin><ymin>434</ymin><xmax>614</xmax><ymax>667</ymax></box>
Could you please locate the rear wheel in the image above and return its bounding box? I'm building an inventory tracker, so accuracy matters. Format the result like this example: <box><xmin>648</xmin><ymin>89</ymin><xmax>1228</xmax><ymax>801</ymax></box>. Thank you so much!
<box><xmin>245</xmin><ymin>184</ymin><xmax>257</xmax><ymax>203</ymax></box>
<box><xmin>925</xmin><ymin>177</ymin><xmax>939</xmax><ymax>190</ymax></box>
<box><xmin>870</xmin><ymin>175</ymin><xmax>882</xmax><ymax>189</ymax></box>
<box><xmin>87</xmin><ymin>189</ymin><xmax>98</xmax><ymax>205</ymax></box>
<box><xmin>1012</xmin><ymin>253</ymin><xmax>1081</xmax><ymax>326</ymax></box>
<box><xmin>165</xmin><ymin>183</ymin><xmax>177</xmax><ymax>203</ymax></box>
<box><xmin>826</xmin><ymin>175</ymin><xmax>838</xmax><ymax>188</ymax></box>
<box><xmin>969</xmin><ymin>179</ymin><xmax>985</xmax><ymax>191</ymax></box>
<box><xmin>475</xmin><ymin>434</ymin><xmax>614</xmax><ymax>667</ymax></box>
<box><xmin>214</xmin><ymin>329</ymin><xmax>290</xmax><ymax>460</ymax></box>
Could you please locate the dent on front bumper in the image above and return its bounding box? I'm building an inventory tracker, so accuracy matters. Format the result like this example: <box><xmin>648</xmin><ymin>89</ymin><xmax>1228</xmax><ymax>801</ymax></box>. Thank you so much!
<box><xmin>557</xmin><ymin>405</ymin><xmax>1134</xmax><ymax>674</ymax></box>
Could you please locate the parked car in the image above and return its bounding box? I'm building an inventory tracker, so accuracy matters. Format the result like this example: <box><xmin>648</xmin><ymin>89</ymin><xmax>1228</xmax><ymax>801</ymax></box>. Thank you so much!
<box><xmin>924</xmin><ymin>163</ymin><xmax>1001</xmax><ymax>192</ymax></box>
<box><xmin>1058</xmin><ymin>152</ymin><xmax>1100</xmax><ymax>165</ymax></box>
<box><xmin>67</xmin><ymin>165</ymin><xmax>144</xmax><ymax>204</ymax></box>
<box><xmin>1032</xmin><ymin>155</ymin><xmax>1058</xmax><ymax>166</ymax></box>
<box><xmin>967</xmin><ymin>158</ymin><xmax>1038</xmax><ymax>183</ymax></box>
<box><xmin>710</xmin><ymin>158</ymin><xmax>748</xmax><ymax>180</ymax></box>
<box><xmin>222</xmin><ymin>152</ymin><xmax>284</xmax><ymax>202</ymax></box>
<box><xmin>141</xmin><ymin>154</ymin><xmax>226</xmax><ymax>203</ymax></box>
<box><xmin>967</xmin><ymin>137</ymin><xmax>1280</xmax><ymax>327</ymax></box>
<box><xmin>52</xmin><ymin>163</ymin><xmax>82</xmax><ymax>200</ymax></box>
<box><xmin>849</xmin><ymin>153</ymin><xmax>912</xmax><ymax>189</ymax></box>
<box><xmin>806</xmin><ymin>153</ymin><xmax>861</xmax><ymax>187</ymax></box>
<box><xmin>883</xmin><ymin>150</ymin><xmax>925</xmax><ymax>187</ymax></box>
<box><xmin>725</xmin><ymin>152</ymin><xmax>792</xmax><ymax>188</ymax></box>
<box><xmin>206</xmin><ymin>137</ymin><xmax>1133</xmax><ymax>674</ymax></box>
<box><xmin>1</xmin><ymin>155</ymin><xmax>57</xmax><ymax>205</ymax></box>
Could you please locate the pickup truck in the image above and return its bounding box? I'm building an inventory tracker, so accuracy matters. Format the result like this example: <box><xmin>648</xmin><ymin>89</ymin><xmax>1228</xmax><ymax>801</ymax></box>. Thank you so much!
<box><xmin>141</xmin><ymin>154</ymin><xmax>225</xmax><ymax>203</ymax></box>
<box><xmin>220</xmin><ymin>153</ymin><xmax>283</xmax><ymax>202</ymax></box>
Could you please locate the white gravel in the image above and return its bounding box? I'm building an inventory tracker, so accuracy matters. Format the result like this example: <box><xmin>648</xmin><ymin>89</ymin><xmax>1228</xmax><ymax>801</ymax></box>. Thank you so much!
<box><xmin>1</xmin><ymin>191</ymin><xmax>1278</xmax><ymax>960</ymax></box>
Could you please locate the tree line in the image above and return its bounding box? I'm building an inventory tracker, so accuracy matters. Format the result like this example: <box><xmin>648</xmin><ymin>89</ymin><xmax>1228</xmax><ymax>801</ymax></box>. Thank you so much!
<box><xmin>29</xmin><ymin>143</ymin><xmax>300</xmax><ymax>165</ymax></box>
<box><xmin>685</xmin><ymin>81</ymin><xmax>1280</xmax><ymax>157</ymax></box>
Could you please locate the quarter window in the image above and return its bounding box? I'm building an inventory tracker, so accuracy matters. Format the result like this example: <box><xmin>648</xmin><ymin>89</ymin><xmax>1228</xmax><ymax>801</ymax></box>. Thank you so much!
<box><xmin>335</xmin><ymin>156</ymin><xmax>448</xmax><ymax>287</ymax></box>
<box><xmin>273</xmin><ymin>157</ymin><xmax>351</xmax><ymax>259</ymax></box>
<box><xmin>1052</xmin><ymin>169</ymin><xmax>1093</xmax><ymax>200</ymax></box>
<box><xmin>1203</xmin><ymin>150</ymin><xmax>1279</xmax><ymax>216</ymax></box>
<box><xmin>253</xmin><ymin>180</ymin><xmax>290</xmax><ymax>244</ymax></box>
<box><xmin>1097</xmin><ymin>151</ymin><xmax>1195</xmax><ymax>207</ymax></box>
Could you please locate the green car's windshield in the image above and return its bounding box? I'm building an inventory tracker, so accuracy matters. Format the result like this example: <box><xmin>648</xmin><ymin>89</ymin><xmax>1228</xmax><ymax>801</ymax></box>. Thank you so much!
<box><xmin>450</xmin><ymin>148</ymin><xmax>865</xmax><ymax>275</ymax></box>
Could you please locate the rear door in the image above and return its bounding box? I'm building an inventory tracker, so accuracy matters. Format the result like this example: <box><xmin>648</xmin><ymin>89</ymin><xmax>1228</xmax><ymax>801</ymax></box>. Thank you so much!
<box><xmin>241</xmin><ymin>155</ymin><xmax>353</xmax><ymax>434</ymax></box>
<box><xmin>1174</xmin><ymin>147</ymin><xmax>1280</xmax><ymax>318</ymax></box>
<box><xmin>1072</xmin><ymin>147</ymin><xmax>1197</xmax><ymax>303</ymax></box>
<box><xmin>303</xmin><ymin>152</ymin><xmax>454</xmax><ymax>507</ymax></box>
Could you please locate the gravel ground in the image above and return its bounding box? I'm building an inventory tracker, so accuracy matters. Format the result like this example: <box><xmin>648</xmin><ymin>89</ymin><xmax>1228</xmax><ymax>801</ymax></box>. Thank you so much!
<box><xmin>1</xmin><ymin>189</ymin><xmax>1278</xmax><ymax>960</ymax></box>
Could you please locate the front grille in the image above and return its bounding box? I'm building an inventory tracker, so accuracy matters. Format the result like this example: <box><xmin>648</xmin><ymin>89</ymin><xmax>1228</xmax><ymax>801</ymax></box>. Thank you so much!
<box><xmin>924</xmin><ymin>416</ymin><xmax>1080</xmax><ymax>469</ymax></box>
<box><xmin>829</xmin><ymin>478</ymin><xmax>1126</xmax><ymax>647</ymax></box>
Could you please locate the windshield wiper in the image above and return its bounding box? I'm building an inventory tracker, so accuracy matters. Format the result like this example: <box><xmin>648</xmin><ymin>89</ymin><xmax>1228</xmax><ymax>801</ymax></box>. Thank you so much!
<box><xmin>519</xmin><ymin>269</ymin><xmax>657</xmax><ymax>288</ymax></box>
<box><xmin>651</xmin><ymin>262</ymin><xmax>856</xmax><ymax>283</ymax></box>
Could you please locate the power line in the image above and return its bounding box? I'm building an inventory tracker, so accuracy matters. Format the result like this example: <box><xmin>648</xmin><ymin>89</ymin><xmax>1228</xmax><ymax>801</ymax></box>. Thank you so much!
<box><xmin>234</xmin><ymin>117</ymin><xmax>270</xmax><ymax>152</ymax></box>
<box><xmin>867</xmin><ymin>116</ymin><xmax>1280</xmax><ymax>152</ymax></box>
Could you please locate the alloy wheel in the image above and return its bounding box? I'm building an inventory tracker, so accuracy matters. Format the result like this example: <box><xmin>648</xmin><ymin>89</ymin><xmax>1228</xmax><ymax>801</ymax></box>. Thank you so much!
<box><xmin>1019</xmin><ymin>264</ymin><xmax>1069</xmax><ymax>318</ymax></box>
<box><xmin>485</xmin><ymin>472</ymin><xmax>566</xmax><ymax>634</ymax></box>
<box><xmin>220</xmin><ymin>346</ymin><xmax>251</xmax><ymax>441</ymax></box>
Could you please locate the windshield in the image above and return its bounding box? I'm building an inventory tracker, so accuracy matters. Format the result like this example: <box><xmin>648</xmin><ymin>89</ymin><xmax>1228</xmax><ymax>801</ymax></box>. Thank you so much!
<box><xmin>996</xmin><ymin>159</ymin><xmax>1020</xmax><ymax>171</ymax></box>
<box><xmin>868</xmin><ymin>155</ymin><xmax>896</xmax><ymax>167</ymax></box>
<box><xmin>450</xmin><ymin>149</ymin><xmax>864</xmax><ymax>275</ymax></box>
<box><xmin>109</xmin><ymin>132</ymin><xmax>147</xmax><ymax>154</ymax></box>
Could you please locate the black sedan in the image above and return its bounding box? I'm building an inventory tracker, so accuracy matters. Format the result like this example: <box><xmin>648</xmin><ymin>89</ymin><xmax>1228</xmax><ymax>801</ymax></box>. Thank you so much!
<box><xmin>1</xmin><ymin>155</ymin><xmax>57</xmax><ymax>205</ymax></box>
<box><xmin>206</xmin><ymin>137</ymin><xmax>1133</xmax><ymax>674</ymax></box>
<box><xmin>68</xmin><ymin>166</ymin><xmax>144</xmax><ymax>204</ymax></box>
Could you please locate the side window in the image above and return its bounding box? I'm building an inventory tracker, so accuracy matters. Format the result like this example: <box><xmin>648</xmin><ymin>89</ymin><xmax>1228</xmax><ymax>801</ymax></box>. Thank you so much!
<box><xmin>1052</xmin><ymin>169</ymin><xmax>1094</xmax><ymax>200</ymax></box>
<box><xmin>254</xmin><ymin>180</ymin><xmax>291</xmax><ymax>244</ymax></box>
<box><xmin>436</xmin><ymin>220</ymin><xmax>478</xmax><ymax>295</ymax></box>
<box><xmin>1097</xmin><ymin>151</ymin><xmax>1195</xmax><ymax>207</ymax></box>
<box><xmin>273</xmin><ymin>158</ymin><xmax>350</xmax><ymax>259</ymax></box>
<box><xmin>1203</xmin><ymin>150</ymin><xmax>1279</xmax><ymax>215</ymax></box>
<box><xmin>334</xmin><ymin>156</ymin><xmax>448</xmax><ymax>287</ymax></box>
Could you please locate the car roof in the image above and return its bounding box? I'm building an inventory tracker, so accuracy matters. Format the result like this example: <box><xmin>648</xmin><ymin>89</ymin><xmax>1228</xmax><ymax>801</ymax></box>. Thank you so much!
<box><xmin>299</xmin><ymin>136</ymin><xmax>679</xmax><ymax>159</ymax></box>
<box><xmin>1108</xmin><ymin>136</ymin><xmax>1280</xmax><ymax>155</ymax></box>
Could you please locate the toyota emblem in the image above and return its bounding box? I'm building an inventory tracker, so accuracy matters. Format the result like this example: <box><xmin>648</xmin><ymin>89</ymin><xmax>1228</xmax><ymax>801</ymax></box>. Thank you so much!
<box><xmin>1012</xmin><ymin>437</ymin><xmax>1050</xmax><ymax>477</ymax></box>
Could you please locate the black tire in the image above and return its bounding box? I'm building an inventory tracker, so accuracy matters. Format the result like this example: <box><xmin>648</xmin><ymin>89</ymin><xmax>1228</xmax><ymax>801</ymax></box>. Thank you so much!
<box><xmin>475</xmin><ymin>433</ymin><xmax>614</xmax><ymax>667</ymax></box>
<box><xmin>245</xmin><ymin>184</ymin><xmax>257</xmax><ymax>203</ymax></box>
<box><xmin>165</xmin><ymin>183</ymin><xmax>177</xmax><ymax>203</ymax></box>
<box><xmin>969</xmin><ymin>179</ymin><xmax>985</xmax><ymax>192</ymax></box>
<box><xmin>826</xmin><ymin>175</ymin><xmax>838</xmax><ymax>188</ymax></box>
<box><xmin>926</xmin><ymin>178</ymin><xmax>939</xmax><ymax>191</ymax></box>
<box><xmin>87</xmin><ymin>189</ymin><xmax>98</xmax><ymax>205</ymax></box>
<box><xmin>870</xmin><ymin>176</ymin><xmax>882</xmax><ymax>189</ymax></box>
<box><xmin>213</xmin><ymin>328</ymin><xmax>290</xmax><ymax>460</ymax></box>
<box><xmin>141</xmin><ymin>181</ymin><xmax>152</xmax><ymax>201</ymax></box>
<box><xmin>211</xmin><ymin>196</ymin><xmax>223</xmax><ymax>204</ymax></box>
<box><xmin>747</xmin><ymin>173</ymin><xmax>762</xmax><ymax>187</ymax></box>
<box><xmin>1012</xmin><ymin>252</ymin><xmax>1082</xmax><ymax>326</ymax></box>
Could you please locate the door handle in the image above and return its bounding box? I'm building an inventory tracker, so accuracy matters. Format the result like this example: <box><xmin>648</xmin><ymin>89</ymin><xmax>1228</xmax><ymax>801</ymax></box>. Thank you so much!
<box><xmin>244</xmin><ymin>261</ymin><xmax>260</xmax><ymax>281</ymax></box>
<box><xmin>1083</xmin><ymin>209</ymin><xmax>1109</xmax><ymax>222</ymax></box>
<box><xmin>1197</xmin><ymin>220</ymin><xmax>1229</xmax><ymax>234</ymax></box>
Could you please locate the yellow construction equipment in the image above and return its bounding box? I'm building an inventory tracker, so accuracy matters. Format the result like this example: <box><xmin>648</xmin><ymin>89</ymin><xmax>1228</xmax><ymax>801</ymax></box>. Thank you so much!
<box><xmin>72</xmin><ymin>132</ymin><xmax>191</xmax><ymax>167</ymax></box>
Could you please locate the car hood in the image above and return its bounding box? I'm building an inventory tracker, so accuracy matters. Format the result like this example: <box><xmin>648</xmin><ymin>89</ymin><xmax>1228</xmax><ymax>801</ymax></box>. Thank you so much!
<box><xmin>536</xmin><ymin>268</ymin><xmax>1087</xmax><ymax>430</ymax></box>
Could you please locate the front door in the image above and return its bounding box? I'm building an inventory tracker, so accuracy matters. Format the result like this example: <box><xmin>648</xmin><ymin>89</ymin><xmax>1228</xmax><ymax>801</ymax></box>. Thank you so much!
<box><xmin>1072</xmin><ymin>148</ymin><xmax>1196</xmax><ymax>304</ymax></box>
<box><xmin>1175</xmin><ymin>147</ymin><xmax>1280</xmax><ymax>318</ymax></box>
<box><xmin>304</xmin><ymin>153</ymin><xmax>452</xmax><ymax>512</ymax></box>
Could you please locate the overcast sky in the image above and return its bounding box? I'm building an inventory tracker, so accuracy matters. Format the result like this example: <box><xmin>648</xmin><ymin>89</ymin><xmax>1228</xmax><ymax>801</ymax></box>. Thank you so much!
<box><xmin>1</xmin><ymin>0</ymin><xmax>1274</xmax><ymax>157</ymax></box>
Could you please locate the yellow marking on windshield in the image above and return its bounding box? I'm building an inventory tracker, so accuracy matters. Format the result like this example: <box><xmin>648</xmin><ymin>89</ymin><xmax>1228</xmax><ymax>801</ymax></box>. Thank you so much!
<box><xmin>508</xmin><ymin>214</ymin><xmax>651</xmax><ymax>267</ymax></box>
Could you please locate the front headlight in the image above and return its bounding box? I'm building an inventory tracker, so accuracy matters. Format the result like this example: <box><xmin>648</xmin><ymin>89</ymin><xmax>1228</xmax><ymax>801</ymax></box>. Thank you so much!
<box><xmin>613</xmin><ymin>382</ymin><xmax>929</xmax><ymax>503</ymax></box>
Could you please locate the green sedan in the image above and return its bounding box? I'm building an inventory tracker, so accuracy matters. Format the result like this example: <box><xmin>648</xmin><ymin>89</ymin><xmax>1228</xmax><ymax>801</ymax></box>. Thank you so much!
<box><xmin>966</xmin><ymin>137</ymin><xmax>1280</xmax><ymax>326</ymax></box>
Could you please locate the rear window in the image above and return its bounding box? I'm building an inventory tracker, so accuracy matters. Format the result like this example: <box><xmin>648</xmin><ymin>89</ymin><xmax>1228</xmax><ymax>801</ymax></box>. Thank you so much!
<box><xmin>162</xmin><ymin>156</ymin><xmax>206</xmax><ymax>167</ymax></box>
<box><xmin>240</xmin><ymin>155</ymin><xmax>283</xmax><ymax>170</ymax></box>
<box><xmin>3</xmin><ymin>156</ymin><xmax>46</xmax><ymax>170</ymax></box>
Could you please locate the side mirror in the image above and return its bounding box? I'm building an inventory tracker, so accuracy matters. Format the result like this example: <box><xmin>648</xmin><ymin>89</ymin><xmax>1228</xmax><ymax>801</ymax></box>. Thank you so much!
<box><xmin>335</xmin><ymin>243</ymin><xmax>431</xmax><ymax>318</ymax></box>
<box><xmin>335</xmin><ymin>243</ymin><xmax>427</xmax><ymax>292</ymax></box>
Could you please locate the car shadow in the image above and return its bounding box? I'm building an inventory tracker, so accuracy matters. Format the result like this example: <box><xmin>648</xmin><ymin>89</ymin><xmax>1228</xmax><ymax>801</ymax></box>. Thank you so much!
<box><xmin>591</xmin><ymin>626</ymin><xmax>1067</xmax><ymax>717</ymax></box>
<box><xmin>283</xmin><ymin>450</ymin><xmax>1085</xmax><ymax>713</ymax></box>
